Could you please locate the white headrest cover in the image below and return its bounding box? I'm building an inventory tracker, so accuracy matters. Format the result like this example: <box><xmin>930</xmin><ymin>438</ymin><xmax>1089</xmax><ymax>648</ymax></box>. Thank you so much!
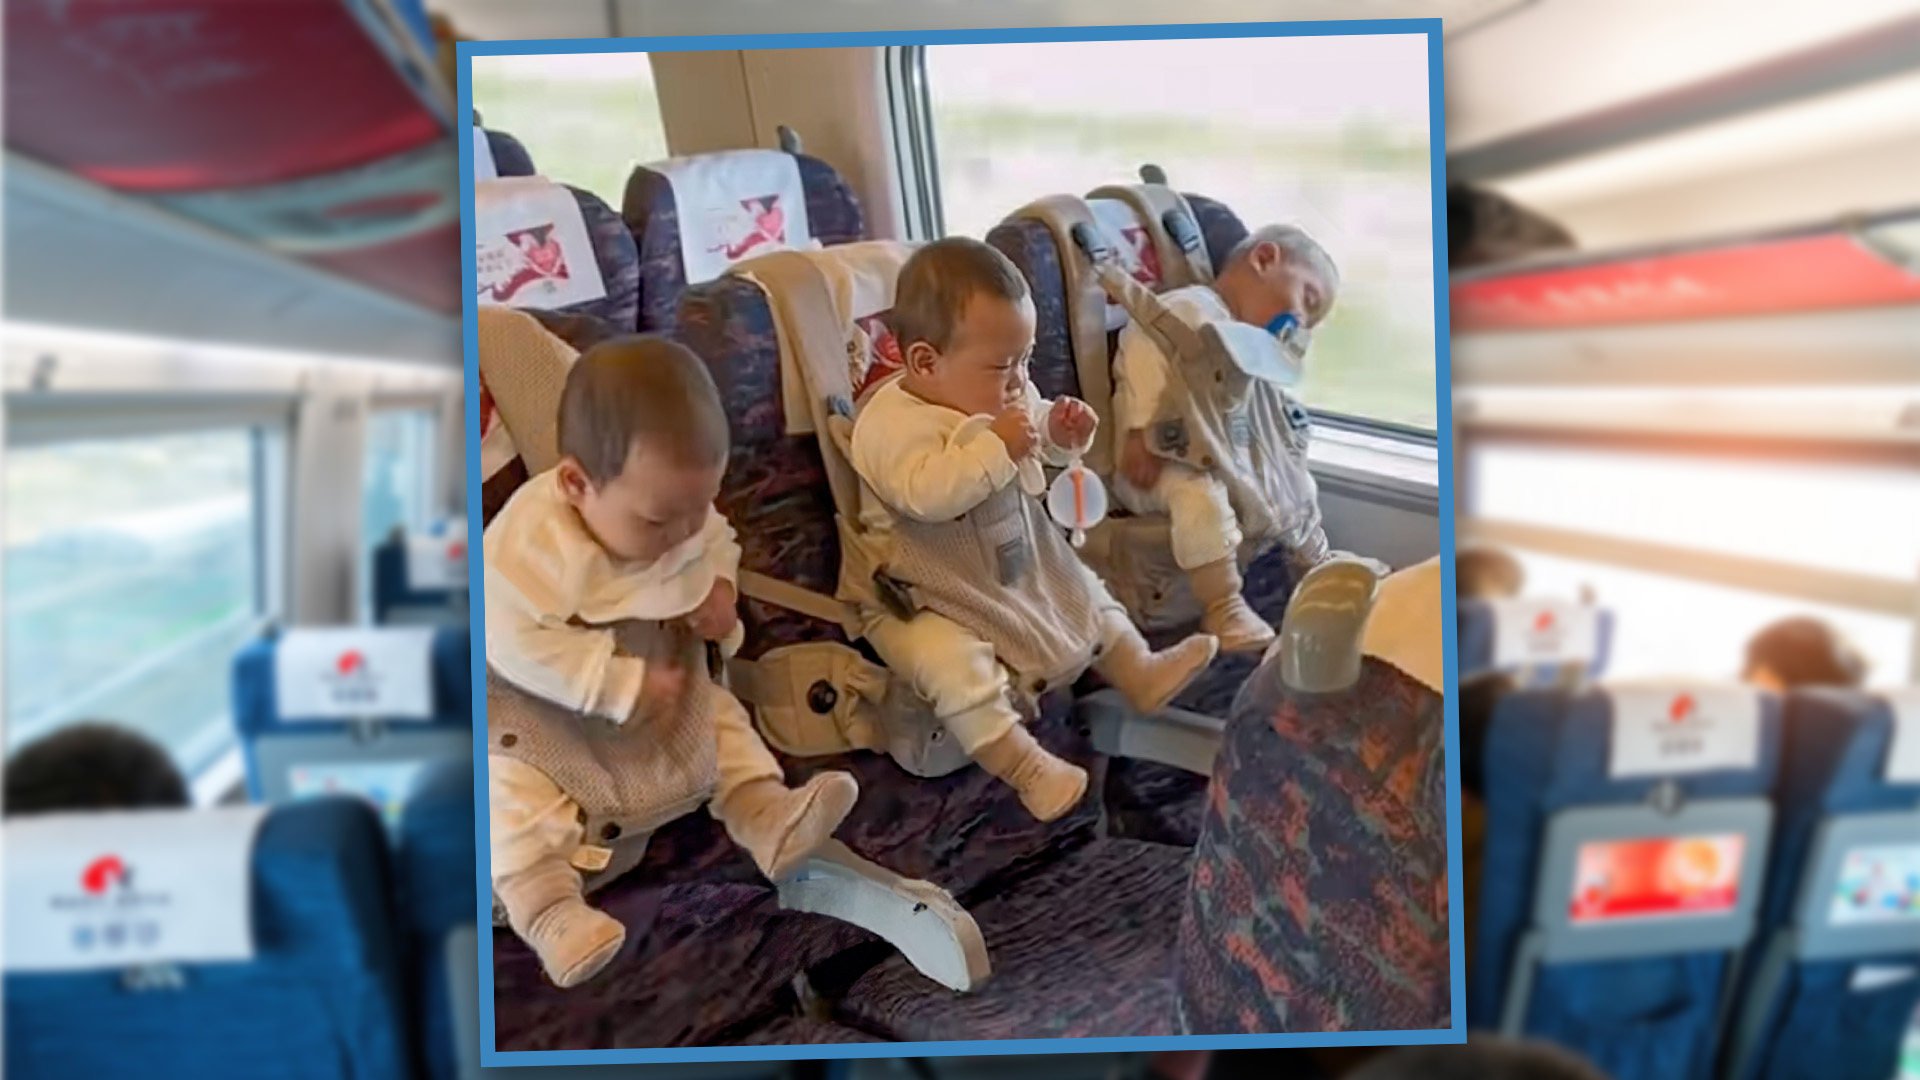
<box><xmin>275</xmin><ymin>627</ymin><xmax>436</xmax><ymax>721</ymax></box>
<box><xmin>5</xmin><ymin>805</ymin><xmax>269</xmax><ymax>972</ymax></box>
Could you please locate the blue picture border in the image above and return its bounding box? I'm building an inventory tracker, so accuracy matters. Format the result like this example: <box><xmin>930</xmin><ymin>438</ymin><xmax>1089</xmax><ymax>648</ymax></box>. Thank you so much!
<box><xmin>458</xmin><ymin>16</ymin><xmax>1462</xmax><ymax>1068</ymax></box>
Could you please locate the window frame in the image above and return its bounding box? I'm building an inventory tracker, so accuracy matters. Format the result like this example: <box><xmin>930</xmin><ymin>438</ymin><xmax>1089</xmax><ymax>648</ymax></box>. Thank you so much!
<box><xmin>886</xmin><ymin>44</ymin><xmax>1441</xmax><ymax>448</ymax></box>
<box><xmin>1459</xmin><ymin>421</ymin><xmax>1920</xmax><ymax>682</ymax></box>
<box><xmin>3</xmin><ymin>396</ymin><xmax>292</xmax><ymax>783</ymax></box>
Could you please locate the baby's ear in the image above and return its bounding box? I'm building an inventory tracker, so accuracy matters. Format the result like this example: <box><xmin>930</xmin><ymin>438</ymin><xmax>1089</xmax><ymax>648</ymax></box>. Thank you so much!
<box><xmin>904</xmin><ymin>339</ymin><xmax>940</xmax><ymax>376</ymax></box>
<box><xmin>555</xmin><ymin>457</ymin><xmax>594</xmax><ymax>503</ymax></box>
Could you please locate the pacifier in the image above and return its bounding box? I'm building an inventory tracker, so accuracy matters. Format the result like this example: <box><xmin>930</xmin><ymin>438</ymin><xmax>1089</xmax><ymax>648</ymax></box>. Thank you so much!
<box><xmin>1046</xmin><ymin>457</ymin><xmax>1108</xmax><ymax>548</ymax></box>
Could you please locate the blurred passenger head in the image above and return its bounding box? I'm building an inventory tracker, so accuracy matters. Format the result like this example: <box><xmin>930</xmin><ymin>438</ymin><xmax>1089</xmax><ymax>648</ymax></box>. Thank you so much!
<box><xmin>1217</xmin><ymin>223</ymin><xmax>1339</xmax><ymax>332</ymax></box>
<box><xmin>1447</xmin><ymin>183</ymin><xmax>1578</xmax><ymax>270</ymax></box>
<box><xmin>1347</xmin><ymin>1039</ymin><xmax>1611</xmax><ymax>1080</ymax></box>
<box><xmin>556</xmin><ymin>336</ymin><xmax>728</xmax><ymax>564</ymax></box>
<box><xmin>1456</xmin><ymin>545</ymin><xmax>1526</xmax><ymax>600</ymax></box>
<box><xmin>5</xmin><ymin>723</ymin><xmax>191</xmax><ymax>816</ymax></box>
<box><xmin>894</xmin><ymin>236</ymin><xmax>1037</xmax><ymax>418</ymax></box>
<box><xmin>1742</xmin><ymin>616</ymin><xmax>1868</xmax><ymax>692</ymax></box>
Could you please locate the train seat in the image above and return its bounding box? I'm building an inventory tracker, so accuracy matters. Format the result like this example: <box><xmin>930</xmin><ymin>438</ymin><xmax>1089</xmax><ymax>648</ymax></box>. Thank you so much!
<box><xmin>1471</xmin><ymin>682</ymin><xmax>1783</xmax><ymax>1080</ymax></box>
<box><xmin>624</xmin><ymin>141</ymin><xmax>866</xmax><ymax>331</ymax></box>
<box><xmin>231</xmin><ymin>625</ymin><xmax>473</xmax><ymax>829</ymax></box>
<box><xmin>1724</xmin><ymin>687</ymin><xmax>1920</xmax><ymax>1080</ymax></box>
<box><xmin>371</xmin><ymin>524</ymin><xmax>469</xmax><ymax>627</ymax></box>
<box><xmin>3</xmin><ymin>799</ymin><xmax>410</xmax><ymax>1080</ymax></box>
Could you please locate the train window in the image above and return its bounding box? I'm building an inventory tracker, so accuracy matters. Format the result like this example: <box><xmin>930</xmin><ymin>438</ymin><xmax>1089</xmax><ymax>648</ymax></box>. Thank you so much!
<box><xmin>903</xmin><ymin>35</ymin><xmax>1439</xmax><ymax>433</ymax></box>
<box><xmin>1470</xmin><ymin>442</ymin><xmax>1920</xmax><ymax>583</ymax></box>
<box><xmin>4</xmin><ymin>427</ymin><xmax>277</xmax><ymax>777</ymax></box>
<box><xmin>471</xmin><ymin>51</ymin><xmax>667</xmax><ymax>202</ymax></box>
<box><xmin>1501</xmin><ymin>549</ymin><xmax>1914</xmax><ymax>685</ymax></box>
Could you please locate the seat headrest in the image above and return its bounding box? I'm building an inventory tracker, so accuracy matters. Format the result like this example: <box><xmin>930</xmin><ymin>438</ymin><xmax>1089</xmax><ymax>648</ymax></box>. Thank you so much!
<box><xmin>474</xmin><ymin>177</ymin><xmax>615</xmax><ymax>316</ymax></box>
<box><xmin>1459</xmin><ymin>597</ymin><xmax>1611</xmax><ymax>680</ymax></box>
<box><xmin>626</xmin><ymin>148</ymin><xmax>867</xmax><ymax>330</ymax></box>
<box><xmin>5</xmin><ymin>805</ymin><xmax>270</xmax><ymax>972</ymax></box>
<box><xmin>270</xmin><ymin>627</ymin><xmax>439</xmax><ymax>722</ymax></box>
<box><xmin>1604</xmin><ymin>682</ymin><xmax>1770</xmax><ymax>782</ymax></box>
<box><xmin>482</xmin><ymin>129</ymin><xmax>537</xmax><ymax>178</ymax></box>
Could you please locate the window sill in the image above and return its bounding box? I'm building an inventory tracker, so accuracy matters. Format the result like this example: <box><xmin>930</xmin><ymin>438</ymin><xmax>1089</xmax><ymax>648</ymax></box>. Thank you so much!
<box><xmin>192</xmin><ymin>740</ymin><xmax>248</xmax><ymax>807</ymax></box>
<box><xmin>1308</xmin><ymin>425</ymin><xmax>1441</xmax><ymax>508</ymax></box>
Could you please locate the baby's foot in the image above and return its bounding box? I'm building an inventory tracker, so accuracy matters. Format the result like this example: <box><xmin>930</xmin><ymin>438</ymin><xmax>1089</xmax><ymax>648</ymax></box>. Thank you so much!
<box><xmin>974</xmin><ymin>724</ymin><xmax>1089</xmax><ymax>822</ymax></box>
<box><xmin>1202</xmin><ymin>593</ymin><xmax>1276</xmax><ymax>653</ymax></box>
<box><xmin>521</xmin><ymin>897</ymin><xmax>625</xmax><ymax>989</ymax></box>
<box><xmin>1099</xmin><ymin>632</ymin><xmax>1220</xmax><ymax>715</ymax></box>
<box><xmin>721</xmin><ymin>772</ymin><xmax>860</xmax><ymax>882</ymax></box>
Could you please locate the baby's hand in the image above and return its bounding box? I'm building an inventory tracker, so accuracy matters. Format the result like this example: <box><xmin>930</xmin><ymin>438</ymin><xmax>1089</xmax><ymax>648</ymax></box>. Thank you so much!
<box><xmin>686</xmin><ymin>578</ymin><xmax>739</xmax><ymax>641</ymax></box>
<box><xmin>1047</xmin><ymin>397</ymin><xmax>1096</xmax><ymax>452</ymax></box>
<box><xmin>636</xmin><ymin>653</ymin><xmax>688</xmax><ymax>722</ymax></box>
<box><xmin>1121</xmin><ymin>429</ymin><xmax>1164</xmax><ymax>490</ymax></box>
<box><xmin>989</xmin><ymin>407</ymin><xmax>1038</xmax><ymax>461</ymax></box>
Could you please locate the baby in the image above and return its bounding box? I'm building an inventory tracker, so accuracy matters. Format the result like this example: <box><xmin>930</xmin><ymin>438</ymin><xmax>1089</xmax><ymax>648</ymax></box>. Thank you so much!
<box><xmin>485</xmin><ymin>337</ymin><xmax>857</xmax><ymax>988</ymax></box>
<box><xmin>850</xmin><ymin>237</ymin><xmax>1219</xmax><ymax>822</ymax></box>
<box><xmin>1111</xmin><ymin>224</ymin><xmax>1340</xmax><ymax>653</ymax></box>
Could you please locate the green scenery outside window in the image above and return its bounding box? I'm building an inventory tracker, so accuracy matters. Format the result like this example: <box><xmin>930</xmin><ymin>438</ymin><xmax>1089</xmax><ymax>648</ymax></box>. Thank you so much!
<box><xmin>472</xmin><ymin>52</ymin><xmax>668</xmax><ymax>205</ymax></box>
<box><xmin>5</xmin><ymin>429</ymin><xmax>268</xmax><ymax>775</ymax></box>
<box><xmin>922</xmin><ymin>35</ymin><xmax>1438</xmax><ymax>431</ymax></box>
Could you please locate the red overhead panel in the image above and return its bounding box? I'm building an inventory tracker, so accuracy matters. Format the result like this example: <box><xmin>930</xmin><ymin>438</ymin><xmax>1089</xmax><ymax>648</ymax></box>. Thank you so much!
<box><xmin>3</xmin><ymin>0</ymin><xmax>460</xmax><ymax>314</ymax></box>
<box><xmin>1451</xmin><ymin>217</ymin><xmax>1920</xmax><ymax>332</ymax></box>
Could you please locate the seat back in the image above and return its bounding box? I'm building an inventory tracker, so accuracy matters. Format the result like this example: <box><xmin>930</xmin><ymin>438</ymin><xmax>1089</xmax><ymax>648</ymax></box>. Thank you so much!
<box><xmin>371</xmin><ymin>526</ymin><xmax>469</xmax><ymax>626</ymax></box>
<box><xmin>232</xmin><ymin>626</ymin><xmax>473</xmax><ymax>828</ymax></box>
<box><xmin>395</xmin><ymin>759</ymin><xmax>476</xmax><ymax>1080</ymax></box>
<box><xmin>624</xmin><ymin>148</ymin><xmax>865</xmax><ymax>331</ymax></box>
<box><xmin>1723</xmin><ymin>688</ymin><xmax>1920</xmax><ymax>1080</ymax></box>
<box><xmin>1458</xmin><ymin>597</ymin><xmax>1615</xmax><ymax>687</ymax></box>
<box><xmin>675</xmin><ymin>252</ymin><xmax>1107</xmax><ymax>896</ymax></box>
<box><xmin>1177</xmin><ymin>652</ymin><xmax>1450</xmax><ymax>1033</ymax></box>
<box><xmin>475</xmin><ymin>175</ymin><xmax>642</xmax><ymax>331</ymax></box>
<box><xmin>1472</xmin><ymin>683</ymin><xmax>1784</xmax><ymax>1080</ymax></box>
<box><xmin>3</xmin><ymin>799</ymin><xmax>409</xmax><ymax>1080</ymax></box>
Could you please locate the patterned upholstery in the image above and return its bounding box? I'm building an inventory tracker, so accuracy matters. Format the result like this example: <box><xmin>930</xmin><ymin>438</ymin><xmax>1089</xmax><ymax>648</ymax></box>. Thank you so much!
<box><xmin>492</xmin><ymin>880</ymin><xmax>872</xmax><ymax>1051</ymax></box>
<box><xmin>837</xmin><ymin>837</ymin><xmax>1192</xmax><ymax>1041</ymax></box>
<box><xmin>3</xmin><ymin>800</ymin><xmax>410</xmax><ymax>1080</ymax></box>
<box><xmin>552</xmin><ymin>186</ymin><xmax>641</xmax><ymax>331</ymax></box>
<box><xmin>624</xmin><ymin>153</ymin><xmax>866</xmax><ymax>332</ymax></box>
<box><xmin>1177</xmin><ymin>656</ymin><xmax>1451</xmax><ymax>1034</ymax></box>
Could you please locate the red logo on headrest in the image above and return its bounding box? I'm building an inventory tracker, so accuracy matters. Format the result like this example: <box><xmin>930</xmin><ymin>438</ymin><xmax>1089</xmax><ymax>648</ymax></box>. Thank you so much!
<box><xmin>81</xmin><ymin>855</ymin><xmax>128</xmax><ymax>896</ymax></box>
<box><xmin>1669</xmin><ymin>693</ymin><xmax>1697</xmax><ymax>723</ymax></box>
<box><xmin>337</xmin><ymin>650</ymin><xmax>366</xmax><ymax>676</ymax></box>
<box><xmin>1534</xmin><ymin>610</ymin><xmax>1556</xmax><ymax>632</ymax></box>
<box><xmin>446</xmin><ymin>540</ymin><xmax>467</xmax><ymax>561</ymax></box>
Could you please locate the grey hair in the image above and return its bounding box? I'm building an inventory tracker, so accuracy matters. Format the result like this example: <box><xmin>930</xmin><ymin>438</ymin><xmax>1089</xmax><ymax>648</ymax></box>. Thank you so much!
<box><xmin>1227</xmin><ymin>224</ymin><xmax>1340</xmax><ymax>299</ymax></box>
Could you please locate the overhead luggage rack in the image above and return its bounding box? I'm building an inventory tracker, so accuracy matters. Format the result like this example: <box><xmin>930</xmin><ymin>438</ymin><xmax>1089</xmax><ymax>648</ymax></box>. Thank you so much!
<box><xmin>3</xmin><ymin>0</ymin><xmax>460</xmax><ymax>313</ymax></box>
<box><xmin>1450</xmin><ymin>208</ymin><xmax>1920</xmax><ymax>332</ymax></box>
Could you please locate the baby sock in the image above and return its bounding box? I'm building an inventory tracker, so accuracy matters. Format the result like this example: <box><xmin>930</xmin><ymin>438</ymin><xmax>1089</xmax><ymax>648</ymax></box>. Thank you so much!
<box><xmin>971</xmin><ymin>718</ymin><xmax>1088</xmax><ymax>822</ymax></box>
<box><xmin>1190</xmin><ymin>557</ymin><xmax>1277</xmax><ymax>653</ymax></box>
<box><xmin>715</xmin><ymin>771</ymin><xmax>859</xmax><ymax>882</ymax></box>
<box><xmin>495</xmin><ymin>859</ymin><xmax>625</xmax><ymax>989</ymax></box>
<box><xmin>1096</xmin><ymin>614</ymin><xmax>1220</xmax><ymax>714</ymax></box>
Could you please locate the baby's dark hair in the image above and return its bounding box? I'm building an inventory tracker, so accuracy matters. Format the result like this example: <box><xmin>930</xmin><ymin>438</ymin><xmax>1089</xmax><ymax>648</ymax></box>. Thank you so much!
<box><xmin>1346</xmin><ymin>1040</ymin><xmax>1611</xmax><ymax>1080</ymax></box>
<box><xmin>5</xmin><ymin>722</ymin><xmax>191</xmax><ymax>816</ymax></box>
<box><xmin>1457</xmin><ymin>546</ymin><xmax>1526</xmax><ymax>600</ymax></box>
<box><xmin>1744</xmin><ymin>616</ymin><xmax>1868</xmax><ymax>690</ymax></box>
<box><xmin>892</xmin><ymin>236</ymin><xmax>1030</xmax><ymax>353</ymax></box>
<box><xmin>558</xmin><ymin>335</ymin><xmax>729</xmax><ymax>485</ymax></box>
